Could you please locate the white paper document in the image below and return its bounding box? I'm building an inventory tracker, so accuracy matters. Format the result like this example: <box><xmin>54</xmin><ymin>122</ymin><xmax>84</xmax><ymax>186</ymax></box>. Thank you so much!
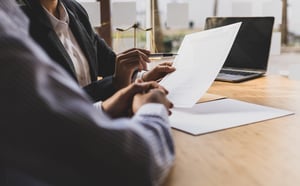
<box><xmin>159</xmin><ymin>23</ymin><xmax>241</xmax><ymax>108</ymax></box>
<box><xmin>170</xmin><ymin>99</ymin><xmax>294</xmax><ymax>135</ymax></box>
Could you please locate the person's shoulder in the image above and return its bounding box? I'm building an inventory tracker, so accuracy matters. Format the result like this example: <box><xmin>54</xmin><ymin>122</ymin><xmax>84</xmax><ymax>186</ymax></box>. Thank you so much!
<box><xmin>17</xmin><ymin>0</ymin><xmax>40</xmax><ymax>18</ymax></box>
<box><xmin>17</xmin><ymin>0</ymin><xmax>30</xmax><ymax>15</ymax></box>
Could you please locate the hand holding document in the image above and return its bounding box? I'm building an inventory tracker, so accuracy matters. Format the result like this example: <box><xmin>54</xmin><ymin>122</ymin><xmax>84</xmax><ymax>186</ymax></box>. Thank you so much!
<box><xmin>159</xmin><ymin>23</ymin><xmax>241</xmax><ymax>108</ymax></box>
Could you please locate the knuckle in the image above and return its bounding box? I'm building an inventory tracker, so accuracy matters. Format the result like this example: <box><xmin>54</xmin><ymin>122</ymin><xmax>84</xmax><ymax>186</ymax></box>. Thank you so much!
<box><xmin>132</xmin><ymin>82</ymin><xmax>140</xmax><ymax>88</ymax></box>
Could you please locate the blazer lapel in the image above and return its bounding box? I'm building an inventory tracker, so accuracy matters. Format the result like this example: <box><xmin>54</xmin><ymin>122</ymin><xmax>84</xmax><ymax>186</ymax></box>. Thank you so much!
<box><xmin>47</xmin><ymin>31</ymin><xmax>77</xmax><ymax>79</ymax></box>
<box><xmin>67</xmin><ymin>10</ymin><xmax>97</xmax><ymax>81</ymax></box>
<box><xmin>30</xmin><ymin>2</ymin><xmax>78</xmax><ymax>80</ymax></box>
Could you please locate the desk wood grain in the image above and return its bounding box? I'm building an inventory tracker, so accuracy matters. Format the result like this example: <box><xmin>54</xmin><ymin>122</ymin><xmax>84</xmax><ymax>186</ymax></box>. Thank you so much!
<box><xmin>164</xmin><ymin>76</ymin><xmax>300</xmax><ymax>186</ymax></box>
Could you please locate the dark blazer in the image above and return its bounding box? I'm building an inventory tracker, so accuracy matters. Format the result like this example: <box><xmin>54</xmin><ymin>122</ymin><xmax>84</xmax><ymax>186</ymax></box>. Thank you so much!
<box><xmin>21</xmin><ymin>0</ymin><xmax>116</xmax><ymax>102</ymax></box>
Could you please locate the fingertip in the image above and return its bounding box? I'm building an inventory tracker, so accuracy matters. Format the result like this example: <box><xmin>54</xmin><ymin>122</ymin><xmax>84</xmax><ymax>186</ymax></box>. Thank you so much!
<box><xmin>167</xmin><ymin>66</ymin><xmax>176</xmax><ymax>71</ymax></box>
<box><xmin>136</xmin><ymin>78</ymin><xmax>144</xmax><ymax>83</ymax></box>
<box><xmin>164</xmin><ymin>88</ymin><xmax>169</xmax><ymax>94</ymax></box>
<box><xmin>170</xmin><ymin>102</ymin><xmax>174</xmax><ymax>108</ymax></box>
<box><xmin>144</xmin><ymin>49</ymin><xmax>151</xmax><ymax>55</ymax></box>
<box><xmin>143</xmin><ymin>58</ymin><xmax>150</xmax><ymax>64</ymax></box>
<box><xmin>166</xmin><ymin>62</ymin><xmax>173</xmax><ymax>66</ymax></box>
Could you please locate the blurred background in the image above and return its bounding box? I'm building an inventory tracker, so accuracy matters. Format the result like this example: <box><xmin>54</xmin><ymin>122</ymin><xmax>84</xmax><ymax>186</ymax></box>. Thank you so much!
<box><xmin>78</xmin><ymin>0</ymin><xmax>299</xmax><ymax>67</ymax></box>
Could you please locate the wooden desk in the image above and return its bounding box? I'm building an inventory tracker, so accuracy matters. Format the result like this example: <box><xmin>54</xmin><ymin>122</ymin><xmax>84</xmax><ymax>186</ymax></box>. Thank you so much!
<box><xmin>164</xmin><ymin>75</ymin><xmax>300</xmax><ymax>186</ymax></box>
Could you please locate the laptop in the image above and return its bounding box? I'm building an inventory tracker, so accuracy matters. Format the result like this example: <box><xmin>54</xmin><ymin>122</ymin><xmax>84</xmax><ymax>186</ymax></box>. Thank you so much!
<box><xmin>205</xmin><ymin>17</ymin><xmax>274</xmax><ymax>82</ymax></box>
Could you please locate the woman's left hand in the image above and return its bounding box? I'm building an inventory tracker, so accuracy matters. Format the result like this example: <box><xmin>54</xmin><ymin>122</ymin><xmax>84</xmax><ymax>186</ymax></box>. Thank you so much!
<box><xmin>142</xmin><ymin>62</ymin><xmax>176</xmax><ymax>82</ymax></box>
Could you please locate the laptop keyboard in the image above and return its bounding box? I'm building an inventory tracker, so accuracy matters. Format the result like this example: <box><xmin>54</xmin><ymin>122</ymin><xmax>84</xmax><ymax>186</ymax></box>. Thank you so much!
<box><xmin>219</xmin><ymin>69</ymin><xmax>257</xmax><ymax>76</ymax></box>
<box><xmin>216</xmin><ymin>69</ymin><xmax>263</xmax><ymax>82</ymax></box>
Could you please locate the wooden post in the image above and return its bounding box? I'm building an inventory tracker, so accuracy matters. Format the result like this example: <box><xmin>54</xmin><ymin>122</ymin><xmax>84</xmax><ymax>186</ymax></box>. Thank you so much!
<box><xmin>96</xmin><ymin>0</ymin><xmax>112</xmax><ymax>47</ymax></box>
<box><xmin>213</xmin><ymin>0</ymin><xmax>218</xmax><ymax>16</ymax></box>
<box><xmin>281</xmin><ymin>0</ymin><xmax>288</xmax><ymax>45</ymax></box>
<box><xmin>153</xmin><ymin>0</ymin><xmax>164</xmax><ymax>52</ymax></box>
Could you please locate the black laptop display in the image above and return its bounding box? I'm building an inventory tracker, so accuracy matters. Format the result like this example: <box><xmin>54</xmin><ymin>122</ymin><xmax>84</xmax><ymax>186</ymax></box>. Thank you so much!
<box><xmin>205</xmin><ymin>17</ymin><xmax>274</xmax><ymax>82</ymax></box>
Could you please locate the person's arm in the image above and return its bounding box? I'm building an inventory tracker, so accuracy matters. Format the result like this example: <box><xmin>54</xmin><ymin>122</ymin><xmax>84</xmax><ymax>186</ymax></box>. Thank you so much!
<box><xmin>0</xmin><ymin>29</ymin><xmax>174</xmax><ymax>186</ymax></box>
<box><xmin>96</xmin><ymin>102</ymin><xmax>174</xmax><ymax>186</ymax></box>
<box><xmin>68</xmin><ymin>1</ymin><xmax>150</xmax><ymax>91</ymax></box>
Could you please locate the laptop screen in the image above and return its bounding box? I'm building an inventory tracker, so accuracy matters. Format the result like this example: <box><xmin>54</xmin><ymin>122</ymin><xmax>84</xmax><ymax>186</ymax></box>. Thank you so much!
<box><xmin>205</xmin><ymin>17</ymin><xmax>274</xmax><ymax>71</ymax></box>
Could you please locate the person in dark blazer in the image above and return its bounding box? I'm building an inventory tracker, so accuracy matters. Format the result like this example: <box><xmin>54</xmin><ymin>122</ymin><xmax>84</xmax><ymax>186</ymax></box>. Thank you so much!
<box><xmin>20</xmin><ymin>0</ymin><xmax>175</xmax><ymax>102</ymax></box>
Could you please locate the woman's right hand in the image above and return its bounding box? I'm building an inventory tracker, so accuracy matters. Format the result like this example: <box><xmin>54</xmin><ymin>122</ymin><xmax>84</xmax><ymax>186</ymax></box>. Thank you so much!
<box><xmin>113</xmin><ymin>48</ymin><xmax>150</xmax><ymax>90</ymax></box>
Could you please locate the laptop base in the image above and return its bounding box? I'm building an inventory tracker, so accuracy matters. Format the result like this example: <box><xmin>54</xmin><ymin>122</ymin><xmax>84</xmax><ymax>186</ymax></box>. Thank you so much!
<box><xmin>216</xmin><ymin>70</ymin><xmax>265</xmax><ymax>83</ymax></box>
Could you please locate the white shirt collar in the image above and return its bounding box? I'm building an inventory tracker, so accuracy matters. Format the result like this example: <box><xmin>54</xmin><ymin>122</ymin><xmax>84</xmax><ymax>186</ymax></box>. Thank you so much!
<box><xmin>43</xmin><ymin>2</ymin><xmax>69</xmax><ymax>30</ymax></box>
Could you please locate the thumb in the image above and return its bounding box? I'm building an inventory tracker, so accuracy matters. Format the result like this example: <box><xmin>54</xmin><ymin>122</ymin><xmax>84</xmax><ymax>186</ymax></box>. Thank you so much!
<box><xmin>130</xmin><ymin>81</ymin><xmax>160</xmax><ymax>94</ymax></box>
